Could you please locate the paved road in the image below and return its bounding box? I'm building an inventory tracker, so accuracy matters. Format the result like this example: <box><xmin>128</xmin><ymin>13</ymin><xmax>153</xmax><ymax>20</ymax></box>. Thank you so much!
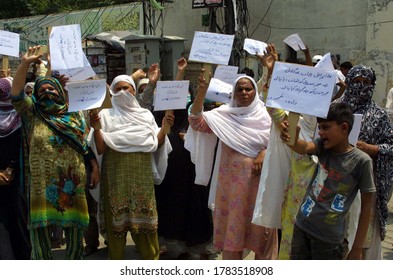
<box><xmin>52</xmin><ymin>198</ymin><xmax>393</xmax><ymax>260</ymax></box>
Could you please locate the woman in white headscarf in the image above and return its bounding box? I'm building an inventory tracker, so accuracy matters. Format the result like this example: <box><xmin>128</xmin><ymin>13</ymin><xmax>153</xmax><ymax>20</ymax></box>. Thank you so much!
<box><xmin>185</xmin><ymin>70</ymin><xmax>278</xmax><ymax>260</ymax></box>
<box><xmin>90</xmin><ymin>75</ymin><xmax>173</xmax><ymax>260</ymax></box>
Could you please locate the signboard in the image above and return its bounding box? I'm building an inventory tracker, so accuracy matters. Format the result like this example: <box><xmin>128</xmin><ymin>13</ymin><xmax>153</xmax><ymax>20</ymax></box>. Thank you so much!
<box><xmin>154</xmin><ymin>81</ymin><xmax>189</xmax><ymax>111</ymax></box>
<box><xmin>266</xmin><ymin>62</ymin><xmax>336</xmax><ymax>118</ymax></box>
<box><xmin>192</xmin><ymin>0</ymin><xmax>224</xmax><ymax>9</ymax></box>
<box><xmin>244</xmin><ymin>38</ymin><xmax>267</xmax><ymax>56</ymax></box>
<box><xmin>189</xmin><ymin>31</ymin><xmax>234</xmax><ymax>65</ymax></box>
<box><xmin>58</xmin><ymin>52</ymin><xmax>96</xmax><ymax>81</ymax></box>
<box><xmin>213</xmin><ymin>65</ymin><xmax>238</xmax><ymax>85</ymax></box>
<box><xmin>0</xmin><ymin>30</ymin><xmax>19</xmax><ymax>57</ymax></box>
<box><xmin>50</xmin><ymin>24</ymin><xmax>84</xmax><ymax>70</ymax></box>
<box><xmin>206</xmin><ymin>78</ymin><xmax>232</xmax><ymax>104</ymax></box>
<box><xmin>67</xmin><ymin>79</ymin><xmax>107</xmax><ymax>112</ymax></box>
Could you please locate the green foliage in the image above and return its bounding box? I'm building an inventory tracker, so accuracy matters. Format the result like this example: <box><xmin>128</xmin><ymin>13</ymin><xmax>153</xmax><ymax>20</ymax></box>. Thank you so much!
<box><xmin>0</xmin><ymin>0</ymin><xmax>140</xmax><ymax>19</ymax></box>
<box><xmin>102</xmin><ymin>9</ymin><xmax>140</xmax><ymax>31</ymax></box>
<box><xmin>0</xmin><ymin>0</ymin><xmax>30</xmax><ymax>19</ymax></box>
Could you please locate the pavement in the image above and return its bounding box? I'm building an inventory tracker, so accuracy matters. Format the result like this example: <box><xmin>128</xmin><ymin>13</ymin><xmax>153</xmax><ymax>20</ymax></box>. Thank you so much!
<box><xmin>52</xmin><ymin>199</ymin><xmax>393</xmax><ymax>260</ymax></box>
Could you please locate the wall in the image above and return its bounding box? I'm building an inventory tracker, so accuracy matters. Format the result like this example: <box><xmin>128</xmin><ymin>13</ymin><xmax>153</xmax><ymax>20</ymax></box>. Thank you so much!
<box><xmin>365</xmin><ymin>0</ymin><xmax>393</xmax><ymax>106</ymax></box>
<box><xmin>160</xmin><ymin>1</ymin><xmax>207</xmax><ymax>49</ymax></box>
<box><xmin>161</xmin><ymin>0</ymin><xmax>391</xmax><ymax>106</ymax></box>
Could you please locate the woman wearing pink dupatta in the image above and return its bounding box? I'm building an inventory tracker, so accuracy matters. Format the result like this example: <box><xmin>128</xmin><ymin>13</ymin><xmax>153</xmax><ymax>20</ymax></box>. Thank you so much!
<box><xmin>185</xmin><ymin>71</ymin><xmax>278</xmax><ymax>260</ymax></box>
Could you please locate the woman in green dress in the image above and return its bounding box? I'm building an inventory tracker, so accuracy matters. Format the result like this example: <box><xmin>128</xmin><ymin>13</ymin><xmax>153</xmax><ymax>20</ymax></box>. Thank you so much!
<box><xmin>90</xmin><ymin>74</ymin><xmax>174</xmax><ymax>260</ymax></box>
<box><xmin>11</xmin><ymin>46</ymin><xmax>100</xmax><ymax>259</ymax></box>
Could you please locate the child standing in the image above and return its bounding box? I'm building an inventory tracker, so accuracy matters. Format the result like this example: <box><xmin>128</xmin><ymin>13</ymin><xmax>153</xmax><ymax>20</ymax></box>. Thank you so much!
<box><xmin>281</xmin><ymin>102</ymin><xmax>375</xmax><ymax>260</ymax></box>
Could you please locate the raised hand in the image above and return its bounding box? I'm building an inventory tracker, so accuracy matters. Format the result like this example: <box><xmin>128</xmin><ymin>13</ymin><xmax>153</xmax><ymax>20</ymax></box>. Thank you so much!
<box><xmin>148</xmin><ymin>63</ymin><xmax>160</xmax><ymax>85</ymax></box>
<box><xmin>24</xmin><ymin>45</ymin><xmax>44</xmax><ymax>65</ymax></box>
<box><xmin>175</xmin><ymin>57</ymin><xmax>188</xmax><ymax>81</ymax></box>
<box><xmin>131</xmin><ymin>69</ymin><xmax>147</xmax><ymax>81</ymax></box>
<box><xmin>177</xmin><ymin>57</ymin><xmax>187</xmax><ymax>72</ymax></box>
<box><xmin>257</xmin><ymin>43</ymin><xmax>278</xmax><ymax>72</ymax></box>
<box><xmin>198</xmin><ymin>68</ymin><xmax>210</xmax><ymax>90</ymax></box>
<box><xmin>162</xmin><ymin>110</ymin><xmax>175</xmax><ymax>135</ymax></box>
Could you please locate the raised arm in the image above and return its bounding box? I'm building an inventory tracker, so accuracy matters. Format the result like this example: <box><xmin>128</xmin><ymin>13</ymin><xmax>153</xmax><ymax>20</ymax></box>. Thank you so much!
<box><xmin>256</xmin><ymin>43</ymin><xmax>278</xmax><ymax>95</ymax></box>
<box><xmin>256</xmin><ymin>44</ymin><xmax>287</xmax><ymax>125</ymax></box>
<box><xmin>136</xmin><ymin>64</ymin><xmax>160</xmax><ymax>110</ymax></box>
<box><xmin>190</xmin><ymin>68</ymin><xmax>210</xmax><ymax>116</ymax></box>
<box><xmin>131</xmin><ymin>68</ymin><xmax>147</xmax><ymax>82</ymax></box>
<box><xmin>11</xmin><ymin>46</ymin><xmax>43</xmax><ymax>97</ymax></box>
<box><xmin>157</xmin><ymin>110</ymin><xmax>174</xmax><ymax>146</ymax></box>
<box><xmin>301</xmin><ymin>46</ymin><xmax>313</xmax><ymax>67</ymax></box>
<box><xmin>175</xmin><ymin>57</ymin><xmax>187</xmax><ymax>81</ymax></box>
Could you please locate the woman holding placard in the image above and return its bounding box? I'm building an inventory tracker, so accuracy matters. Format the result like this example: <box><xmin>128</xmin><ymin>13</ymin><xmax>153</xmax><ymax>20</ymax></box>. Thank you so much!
<box><xmin>89</xmin><ymin>74</ymin><xmax>174</xmax><ymax>260</ymax></box>
<box><xmin>10</xmin><ymin>46</ymin><xmax>100</xmax><ymax>260</ymax></box>
<box><xmin>185</xmin><ymin>70</ymin><xmax>278</xmax><ymax>260</ymax></box>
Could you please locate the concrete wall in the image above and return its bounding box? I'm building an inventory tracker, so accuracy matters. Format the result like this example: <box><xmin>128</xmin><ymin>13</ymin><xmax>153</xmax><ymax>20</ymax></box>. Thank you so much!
<box><xmin>161</xmin><ymin>0</ymin><xmax>392</xmax><ymax>106</ymax></box>
<box><xmin>160</xmin><ymin>1</ymin><xmax>207</xmax><ymax>49</ymax></box>
<box><xmin>365</xmin><ymin>0</ymin><xmax>393</xmax><ymax>106</ymax></box>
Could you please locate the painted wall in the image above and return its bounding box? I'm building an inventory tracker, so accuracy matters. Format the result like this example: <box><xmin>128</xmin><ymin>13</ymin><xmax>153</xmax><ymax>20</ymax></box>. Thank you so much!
<box><xmin>1</xmin><ymin>1</ymin><xmax>391</xmax><ymax>105</ymax></box>
<box><xmin>365</xmin><ymin>1</ymin><xmax>393</xmax><ymax>106</ymax></box>
<box><xmin>161</xmin><ymin>0</ymin><xmax>391</xmax><ymax>106</ymax></box>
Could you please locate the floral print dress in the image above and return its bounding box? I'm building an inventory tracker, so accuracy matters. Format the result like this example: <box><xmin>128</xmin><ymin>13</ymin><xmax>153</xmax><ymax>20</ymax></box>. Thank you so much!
<box><xmin>13</xmin><ymin>96</ymin><xmax>89</xmax><ymax>230</ymax></box>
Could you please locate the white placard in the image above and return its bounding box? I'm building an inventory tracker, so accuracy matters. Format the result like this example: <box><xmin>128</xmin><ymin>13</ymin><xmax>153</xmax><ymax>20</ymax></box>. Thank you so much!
<box><xmin>58</xmin><ymin>52</ymin><xmax>96</xmax><ymax>81</ymax></box>
<box><xmin>188</xmin><ymin>31</ymin><xmax>235</xmax><ymax>65</ymax></box>
<box><xmin>0</xmin><ymin>30</ymin><xmax>20</xmax><ymax>57</ymax></box>
<box><xmin>243</xmin><ymin>38</ymin><xmax>267</xmax><ymax>55</ymax></box>
<box><xmin>266</xmin><ymin>62</ymin><xmax>336</xmax><ymax>118</ymax></box>
<box><xmin>213</xmin><ymin>65</ymin><xmax>239</xmax><ymax>85</ymax></box>
<box><xmin>283</xmin><ymin>33</ymin><xmax>306</xmax><ymax>51</ymax></box>
<box><xmin>154</xmin><ymin>80</ymin><xmax>189</xmax><ymax>111</ymax></box>
<box><xmin>314</xmin><ymin>53</ymin><xmax>335</xmax><ymax>71</ymax></box>
<box><xmin>49</xmin><ymin>24</ymin><xmax>84</xmax><ymax>70</ymax></box>
<box><xmin>349</xmin><ymin>114</ymin><xmax>362</xmax><ymax>146</ymax></box>
<box><xmin>67</xmin><ymin>79</ymin><xmax>107</xmax><ymax>112</ymax></box>
<box><xmin>206</xmin><ymin>78</ymin><xmax>233</xmax><ymax>104</ymax></box>
<box><xmin>314</xmin><ymin>53</ymin><xmax>343</xmax><ymax>84</ymax></box>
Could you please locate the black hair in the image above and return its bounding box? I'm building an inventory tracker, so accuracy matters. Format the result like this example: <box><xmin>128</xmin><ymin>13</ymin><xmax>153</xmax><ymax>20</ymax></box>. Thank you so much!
<box><xmin>26</xmin><ymin>72</ymin><xmax>36</xmax><ymax>83</ymax></box>
<box><xmin>317</xmin><ymin>102</ymin><xmax>354</xmax><ymax>133</ymax></box>
<box><xmin>239</xmin><ymin>67</ymin><xmax>254</xmax><ymax>79</ymax></box>
<box><xmin>340</xmin><ymin>61</ymin><xmax>353</xmax><ymax>70</ymax></box>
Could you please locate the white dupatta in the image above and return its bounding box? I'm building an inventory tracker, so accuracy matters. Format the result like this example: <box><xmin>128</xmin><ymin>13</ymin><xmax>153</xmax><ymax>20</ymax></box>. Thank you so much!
<box><xmin>252</xmin><ymin>114</ymin><xmax>318</xmax><ymax>228</ymax></box>
<box><xmin>185</xmin><ymin>76</ymin><xmax>271</xmax><ymax>209</ymax></box>
<box><xmin>98</xmin><ymin>75</ymin><xmax>172</xmax><ymax>185</ymax></box>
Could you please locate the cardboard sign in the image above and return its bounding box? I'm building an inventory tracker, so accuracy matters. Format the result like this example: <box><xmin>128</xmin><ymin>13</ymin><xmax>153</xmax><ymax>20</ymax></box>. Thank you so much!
<box><xmin>154</xmin><ymin>80</ymin><xmax>189</xmax><ymax>111</ymax></box>
<box><xmin>0</xmin><ymin>30</ymin><xmax>20</xmax><ymax>57</ymax></box>
<box><xmin>189</xmin><ymin>31</ymin><xmax>234</xmax><ymax>65</ymax></box>
<box><xmin>49</xmin><ymin>24</ymin><xmax>84</xmax><ymax>70</ymax></box>
<box><xmin>213</xmin><ymin>65</ymin><xmax>239</xmax><ymax>85</ymax></box>
<box><xmin>266</xmin><ymin>62</ymin><xmax>336</xmax><ymax>118</ymax></box>
<box><xmin>206</xmin><ymin>78</ymin><xmax>232</xmax><ymax>104</ymax></box>
<box><xmin>283</xmin><ymin>33</ymin><xmax>306</xmax><ymax>51</ymax></box>
<box><xmin>67</xmin><ymin>79</ymin><xmax>107</xmax><ymax>112</ymax></box>
<box><xmin>244</xmin><ymin>38</ymin><xmax>267</xmax><ymax>55</ymax></box>
<box><xmin>58</xmin><ymin>52</ymin><xmax>96</xmax><ymax>81</ymax></box>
